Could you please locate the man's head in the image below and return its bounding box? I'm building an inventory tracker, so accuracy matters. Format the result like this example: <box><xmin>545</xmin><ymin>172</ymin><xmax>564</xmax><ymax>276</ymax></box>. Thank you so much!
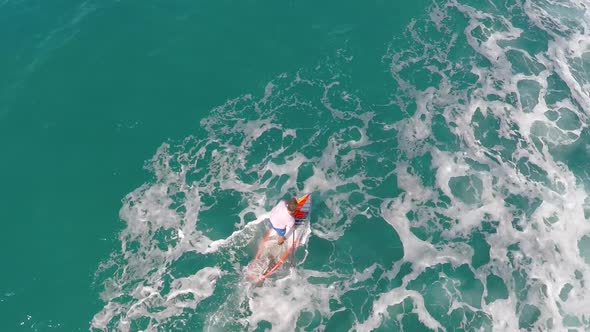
<box><xmin>287</xmin><ymin>198</ymin><xmax>298</xmax><ymax>215</ymax></box>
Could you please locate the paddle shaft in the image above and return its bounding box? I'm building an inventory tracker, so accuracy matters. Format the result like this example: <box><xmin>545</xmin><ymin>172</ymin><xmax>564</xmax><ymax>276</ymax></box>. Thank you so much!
<box><xmin>291</xmin><ymin>229</ymin><xmax>295</xmax><ymax>268</ymax></box>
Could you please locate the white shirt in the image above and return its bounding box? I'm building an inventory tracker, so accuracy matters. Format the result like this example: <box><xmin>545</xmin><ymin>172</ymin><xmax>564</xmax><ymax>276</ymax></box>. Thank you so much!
<box><xmin>269</xmin><ymin>201</ymin><xmax>295</xmax><ymax>236</ymax></box>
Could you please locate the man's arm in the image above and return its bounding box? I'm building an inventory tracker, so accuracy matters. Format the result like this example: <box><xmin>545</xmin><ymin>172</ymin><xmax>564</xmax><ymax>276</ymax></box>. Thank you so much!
<box><xmin>278</xmin><ymin>218</ymin><xmax>296</xmax><ymax>245</ymax></box>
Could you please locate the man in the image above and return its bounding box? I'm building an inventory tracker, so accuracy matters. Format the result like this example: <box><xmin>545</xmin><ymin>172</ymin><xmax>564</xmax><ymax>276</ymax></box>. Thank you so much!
<box><xmin>268</xmin><ymin>197</ymin><xmax>298</xmax><ymax>245</ymax></box>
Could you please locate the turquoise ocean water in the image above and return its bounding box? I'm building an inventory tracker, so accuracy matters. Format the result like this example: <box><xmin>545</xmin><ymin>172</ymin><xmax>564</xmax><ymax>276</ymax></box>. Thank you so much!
<box><xmin>2</xmin><ymin>0</ymin><xmax>590</xmax><ymax>331</ymax></box>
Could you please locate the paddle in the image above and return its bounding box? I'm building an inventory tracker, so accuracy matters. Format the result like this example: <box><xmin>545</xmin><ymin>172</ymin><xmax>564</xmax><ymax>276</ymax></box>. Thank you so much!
<box><xmin>291</xmin><ymin>228</ymin><xmax>296</xmax><ymax>268</ymax></box>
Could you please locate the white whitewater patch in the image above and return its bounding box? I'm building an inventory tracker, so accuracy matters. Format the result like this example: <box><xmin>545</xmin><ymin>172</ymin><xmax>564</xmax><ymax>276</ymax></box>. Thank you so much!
<box><xmin>91</xmin><ymin>48</ymin><xmax>378</xmax><ymax>330</ymax></box>
<box><xmin>358</xmin><ymin>0</ymin><xmax>590</xmax><ymax>330</ymax></box>
<box><xmin>92</xmin><ymin>0</ymin><xmax>590</xmax><ymax>330</ymax></box>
